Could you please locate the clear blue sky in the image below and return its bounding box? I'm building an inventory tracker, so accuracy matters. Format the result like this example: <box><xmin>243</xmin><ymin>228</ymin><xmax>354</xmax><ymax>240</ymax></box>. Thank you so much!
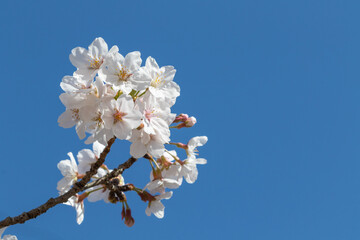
<box><xmin>1</xmin><ymin>0</ymin><xmax>360</xmax><ymax>239</ymax></box>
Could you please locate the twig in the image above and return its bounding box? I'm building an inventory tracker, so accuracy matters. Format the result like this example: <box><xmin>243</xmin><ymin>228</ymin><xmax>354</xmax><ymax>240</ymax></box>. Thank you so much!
<box><xmin>83</xmin><ymin>156</ymin><xmax>138</xmax><ymax>191</ymax></box>
<box><xmin>0</xmin><ymin>137</ymin><xmax>116</xmax><ymax>228</ymax></box>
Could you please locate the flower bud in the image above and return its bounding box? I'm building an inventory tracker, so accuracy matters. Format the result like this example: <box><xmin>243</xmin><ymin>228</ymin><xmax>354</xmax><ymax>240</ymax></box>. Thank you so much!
<box><xmin>124</xmin><ymin>208</ymin><xmax>135</xmax><ymax>227</ymax></box>
<box><xmin>185</xmin><ymin>116</ymin><xmax>196</xmax><ymax>127</ymax></box>
<box><xmin>173</xmin><ymin>113</ymin><xmax>189</xmax><ymax>123</ymax></box>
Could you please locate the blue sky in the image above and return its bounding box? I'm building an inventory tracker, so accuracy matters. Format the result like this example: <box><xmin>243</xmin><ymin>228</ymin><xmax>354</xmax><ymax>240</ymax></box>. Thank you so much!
<box><xmin>1</xmin><ymin>0</ymin><xmax>360</xmax><ymax>239</ymax></box>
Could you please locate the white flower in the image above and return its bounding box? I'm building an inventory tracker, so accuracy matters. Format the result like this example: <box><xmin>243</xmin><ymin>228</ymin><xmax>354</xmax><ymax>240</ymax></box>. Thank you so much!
<box><xmin>102</xmin><ymin>95</ymin><xmax>142</xmax><ymax>140</ymax></box>
<box><xmin>58</xmin><ymin>108</ymin><xmax>86</xmax><ymax>139</ymax></box>
<box><xmin>98</xmin><ymin>51</ymin><xmax>149</xmax><ymax>93</ymax></box>
<box><xmin>129</xmin><ymin>93</ymin><xmax>175</xmax><ymax>158</ymax></box>
<box><xmin>69</xmin><ymin>37</ymin><xmax>118</xmax><ymax>79</ymax></box>
<box><xmin>145</xmin><ymin>191</ymin><xmax>172</xmax><ymax>219</ymax></box>
<box><xmin>77</xmin><ymin>141</ymin><xmax>106</xmax><ymax>177</ymax></box>
<box><xmin>142</xmin><ymin>57</ymin><xmax>180</xmax><ymax>106</ymax></box>
<box><xmin>57</xmin><ymin>152</ymin><xmax>78</xmax><ymax>194</ymax></box>
<box><xmin>0</xmin><ymin>227</ymin><xmax>17</xmax><ymax>240</ymax></box>
<box><xmin>187</xmin><ymin>136</ymin><xmax>208</xmax><ymax>157</ymax></box>
<box><xmin>60</xmin><ymin>74</ymin><xmax>93</xmax><ymax>93</ymax></box>
<box><xmin>64</xmin><ymin>195</ymin><xmax>85</xmax><ymax>225</ymax></box>
<box><xmin>179</xmin><ymin>156</ymin><xmax>207</xmax><ymax>184</ymax></box>
<box><xmin>144</xmin><ymin>167</ymin><xmax>182</xmax><ymax>194</ymax></box>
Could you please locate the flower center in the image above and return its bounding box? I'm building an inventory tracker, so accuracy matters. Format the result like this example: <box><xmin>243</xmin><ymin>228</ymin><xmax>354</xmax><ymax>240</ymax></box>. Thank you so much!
<box><xmin>92</xmin><ymin>112</ymin><xmax>103</xmax><ymax>128</ymax></box>
<box><xmin>113</xmin><ymin>110</ymin><xmax>127</xmax><ymax>123</ymax></box>
<box><xmin>145</xmin><ymin>109</ymin><xmax>155</xmax><ymax>121</ymax></box>
<box><xmin>150</xmin><ymin>74</ymin><xmax>164</xmax><ymax>88</ymax></box>
<box><xmin>71</xmin><ymin>109</ymin><xmax>80</xmax><ymax>121</ymax></box>
<box><xmin>116</xmin><ymin>67</ymin><xmax>132</xmax><ymax>82</ymax></box>
<box><xmin>89</xmin><ymin>58</ymin><xmax>103</xmax><ymax>69</ymax></box>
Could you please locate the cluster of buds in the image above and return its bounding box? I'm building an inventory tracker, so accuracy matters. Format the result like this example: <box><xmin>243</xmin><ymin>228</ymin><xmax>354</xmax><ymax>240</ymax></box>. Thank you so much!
<box><xmin>172</xmin><ymin>113</ymin><xmax>197</xmax><ymax>129</ymax></box>
<box><xmin>56</xmin><ymin>38</ymin><xmax>208</xmax><ymax>226</ymax></box>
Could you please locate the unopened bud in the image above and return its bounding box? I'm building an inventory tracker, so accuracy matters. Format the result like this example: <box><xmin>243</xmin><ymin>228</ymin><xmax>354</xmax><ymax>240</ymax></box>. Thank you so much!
<box><xmin>124</xmin><ymin>208</ymin><xmax>135</xmax><ymax>227</ymax></box>
<box><xmin>159</xmin><ymin>155</ymin><xmax>172</xmax><ymax>168</ymax></box>
<box><xmin>173</xmin><ymin>113</ymin><xmax>189</xmax><ymax>123</ymax></box>
<box><xmin>185</xmin><ymin>116</ymin><xmax>196</xmax><ymax>127</ymax></box>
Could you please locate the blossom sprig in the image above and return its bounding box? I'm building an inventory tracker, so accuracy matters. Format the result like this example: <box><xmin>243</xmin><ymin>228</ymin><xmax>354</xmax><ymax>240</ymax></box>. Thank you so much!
<box><xmin>0</xmin><ymin>37</ymin><xmax>208</xmax><ymax>234</ymax></box>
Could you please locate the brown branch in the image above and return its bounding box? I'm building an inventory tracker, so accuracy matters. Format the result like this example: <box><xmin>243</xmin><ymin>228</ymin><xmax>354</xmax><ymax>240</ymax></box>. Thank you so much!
<box><xmin>0</xmin><ymin>137</ymin><xmax>116</xmax><ymax>228</ymax></box>
<box><xmin>83</xmin><ymin>156</ymin><xmax>138</xmax><ymax>191</ymax></box>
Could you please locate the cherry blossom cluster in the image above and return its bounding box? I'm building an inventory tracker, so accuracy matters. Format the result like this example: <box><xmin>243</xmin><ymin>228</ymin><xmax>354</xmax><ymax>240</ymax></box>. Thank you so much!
<box><xmin>57</xmin><ymin>37</ymin><xmax>208</xmax><ymax>226</ymax></box>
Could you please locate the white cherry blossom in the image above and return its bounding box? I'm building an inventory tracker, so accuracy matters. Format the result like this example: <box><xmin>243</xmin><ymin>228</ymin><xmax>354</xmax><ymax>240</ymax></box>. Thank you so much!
<box><xmin>102</xmin><ymin>95</ymin><xmax>142</xmax><ymax>140</ymax></box>
<box><xmin>98</xmin><ymin>51</ymin><xmax>149</xmax><ymax>93</ymax></box>
<box><xmin>57</xmin><ymin>152</ymin><xmax>78</xmax><ymax>194</ymax></box>
<box><xmin>142</xmin><ymin>57</ymin><xmax>180</xmax><ymax>106</ymax></box>
<box><xmin>144</xmin><ymin>167</ymin><xmax>182</xmax><ymax>194</ymax></box>
<box><xmin>187</xmin><ymin>136</ymin><xmax>208</xmax><ymax>157</ymax></box>
<box><xmin>69</xmin><ymin>37</ymin><xmax>118</xmax><ymax>79</ymax></box>
<box><xmin>145</xmin><ymin>191</ymin><xmax>173</xmax><ymax>219</ymax></box>
<box><xmin>77</xmin><ymin>141</ymin><xmax>106</xmax><ymax>177</ymax></box>
<box><xmin>179</xmin><ymin>156</ymin><xmax>207</xmax><ymax>184</ymax></box>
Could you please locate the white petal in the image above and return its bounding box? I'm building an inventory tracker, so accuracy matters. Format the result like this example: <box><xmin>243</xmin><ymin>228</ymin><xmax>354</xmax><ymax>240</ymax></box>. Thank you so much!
<box><xmin>130</xmin><ymin>141</ymin><xmax>147</xmax><ymax>158</ymax></box>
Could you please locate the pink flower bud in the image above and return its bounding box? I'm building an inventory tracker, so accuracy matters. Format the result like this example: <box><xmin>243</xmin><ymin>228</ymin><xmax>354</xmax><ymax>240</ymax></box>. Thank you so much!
<box><xmin>185</xmin><ymin>116</ymin><xmax>196</xmax><ymax>127</ymax></box>
<box><xmin>124</xmin><ymin>208</ymin><xmax>135</xmax><ymax>227</ymax></box>
<box><xmin>173</xmin><ymin>113</ymin><xmax>189</xmax><ymax>123</ymax></box>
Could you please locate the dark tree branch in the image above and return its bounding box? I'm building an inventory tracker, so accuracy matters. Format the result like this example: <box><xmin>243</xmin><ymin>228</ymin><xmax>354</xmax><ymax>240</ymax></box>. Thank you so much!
<box><xmin>83</xmin><ymin>156</ymin><xmax>138</xmax><ymax>191</ymax></box>
<box><xmin>0</xmin><ymin>137</ymin><xmax>117</xmax><ymax>228</ymax></box>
